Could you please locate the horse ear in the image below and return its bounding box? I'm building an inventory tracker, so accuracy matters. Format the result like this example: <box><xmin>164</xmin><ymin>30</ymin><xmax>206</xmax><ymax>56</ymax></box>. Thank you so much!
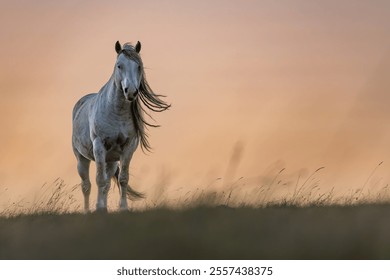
<box><xmin>135</xmin><ymin>41</ymin><xmax>141</xmax><ymax>53</ymax></box>
<box><xmin>115</xmin><ymin>41</ymin><xmax>122</xmax><ymax>54</ymax></box>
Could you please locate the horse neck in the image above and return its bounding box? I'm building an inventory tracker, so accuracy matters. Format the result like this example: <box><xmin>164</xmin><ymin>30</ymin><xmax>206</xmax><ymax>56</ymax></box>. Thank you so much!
<box><xmin>99</xmin><ymin>77</ymin><xmax>131</xmax><ymax>116</ymax></box>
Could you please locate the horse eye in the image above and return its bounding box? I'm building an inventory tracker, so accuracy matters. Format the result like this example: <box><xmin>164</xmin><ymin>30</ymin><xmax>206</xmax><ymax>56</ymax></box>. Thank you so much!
<box><xmin>117</xmin><ymin>65</ymin><xmax>121</xmax><ymax>69</ymax></box>
<box><xmin>138</xmin><ymin>65</ymin><xmax>141</xmax><ymax>72</ymax></box>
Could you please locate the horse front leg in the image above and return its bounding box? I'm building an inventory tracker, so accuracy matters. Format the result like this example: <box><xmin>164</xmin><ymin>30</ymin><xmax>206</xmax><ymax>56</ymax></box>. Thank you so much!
<box><xmin>93</xmin><ymin>138</ymin><xmax>109</xmax><ymax>212</ymax></box>
<box><xmin>118</xmin><ymin>140</ymin><xmax>137</xmax><ymax>211</ymax></box>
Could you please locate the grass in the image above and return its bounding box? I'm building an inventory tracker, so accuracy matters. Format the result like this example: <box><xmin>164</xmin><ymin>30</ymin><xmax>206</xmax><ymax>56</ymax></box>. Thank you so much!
<box><xmin>0</xmin><ymin>178</ymin><xmax>81</xmax><ymax>217</ymax></box>
<box><xmin>2</xmin><ymin>163</ymin><xmax>389</xmax><ymax>216</ymax></box>
<box><xmin>1</xmin><ymin>164</ymin><xmax>390</xmax><ymax>259</ymax></box>
<box><xmin>1</xmin><ymin>204</ymin><xmax>390</xmax><ymax>259</ymax></box>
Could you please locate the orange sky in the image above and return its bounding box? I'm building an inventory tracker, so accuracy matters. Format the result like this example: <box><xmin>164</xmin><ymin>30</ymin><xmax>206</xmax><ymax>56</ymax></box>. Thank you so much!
<box><xmin>1</xmin><ymin>0</ymin><xmax>390</xmax><ymax>205</ymax></box>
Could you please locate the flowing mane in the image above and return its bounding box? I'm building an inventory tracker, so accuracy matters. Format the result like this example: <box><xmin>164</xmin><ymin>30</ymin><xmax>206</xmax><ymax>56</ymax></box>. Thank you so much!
<box><xmin>119</xmin><ymin>43</ymin><xmax>170</xmax><ymax>152</ymax></box>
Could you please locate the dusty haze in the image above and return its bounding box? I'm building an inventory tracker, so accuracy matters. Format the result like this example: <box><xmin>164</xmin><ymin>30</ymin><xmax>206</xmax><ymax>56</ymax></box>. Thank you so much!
<box><xmin>1</xmin><ymin>0</ymin><xmax>390</xmax><ymax>205</ymax></box>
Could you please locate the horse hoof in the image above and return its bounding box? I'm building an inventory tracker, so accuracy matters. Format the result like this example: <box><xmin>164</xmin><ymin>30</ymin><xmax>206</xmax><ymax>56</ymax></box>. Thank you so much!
<box><xmin>119</xmin><ymin>207</ymin><xmax>129</xmax><ymax>212</ymax></box>
<box><xmin>96</xmin><ymin>207</ymin><xmax>108</xmax><ymax>214</ymax></box>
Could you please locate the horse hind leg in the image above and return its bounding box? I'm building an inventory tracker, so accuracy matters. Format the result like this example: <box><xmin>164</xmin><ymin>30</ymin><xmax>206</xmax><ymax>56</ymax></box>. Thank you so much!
<box><xmin>76</xmin><ymin>153</ymin><xmax>91</xmax><ymax>213</ymax></box>
<box><xmin>111</xmin><ymin>165</ymin><xmax>129</xmax><ymax>212</ymax></box>
<box><xmin>118</xmin><ymin>166</ymin><xmax>145</xmax><ymax>211</ymax></box>
<box><xmin>114</xmin><ymin>165</ymin><xmax>120</xmax><ymax>184</ymax></box>
<box><xmin>114</xmin><ymin>166</ymin><xmax>130</xmax><ymax>211</ymax></box>
<box><xmin>101</xmin><ymin>162</ymin><xmax>119</xmax><ymax>210</ymax></box>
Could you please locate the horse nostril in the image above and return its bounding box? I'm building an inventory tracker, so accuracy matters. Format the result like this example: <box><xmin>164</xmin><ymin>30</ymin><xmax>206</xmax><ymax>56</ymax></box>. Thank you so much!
<box><xmin>134</xmin><ymin>89</ymin><xmax>139</xmax><ymax>96</ymax></box>
<box><xmin>124</xmin><ymin>87</ymin><xmax>128</xmax><ymax>93</ymax></box>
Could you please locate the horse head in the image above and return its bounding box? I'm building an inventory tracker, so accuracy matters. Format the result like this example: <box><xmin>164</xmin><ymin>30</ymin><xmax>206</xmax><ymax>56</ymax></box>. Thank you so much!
<box><xmin>114</xmin><ymin>41</ymin><xmax>142</xmax><ymax>102</ymax></box>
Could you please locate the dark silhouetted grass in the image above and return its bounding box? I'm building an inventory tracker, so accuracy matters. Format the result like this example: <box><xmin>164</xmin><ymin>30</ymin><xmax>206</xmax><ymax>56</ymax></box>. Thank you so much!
<box><xmin>1</xmin><ymin>204</ymin><xmax>390</xmax><ymax>259</ymax></box>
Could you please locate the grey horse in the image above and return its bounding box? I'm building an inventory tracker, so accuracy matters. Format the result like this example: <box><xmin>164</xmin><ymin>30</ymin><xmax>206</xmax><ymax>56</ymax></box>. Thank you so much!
<box><xmin>72</xmin><ymin>41</ymin><xmax>169</xmax><ymax>212</ymax></box>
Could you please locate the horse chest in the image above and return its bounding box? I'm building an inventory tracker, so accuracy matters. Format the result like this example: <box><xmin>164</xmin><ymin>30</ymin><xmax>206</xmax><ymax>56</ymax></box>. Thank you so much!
<box><xmin>91</xmin><ymin>115</ymin><xmax>136</xmax><ymax>161</ymax></box>
<box><xmin>103</xmin><ymin>131</ymin><xmax>129</xmax><ymax>162</ymax></box>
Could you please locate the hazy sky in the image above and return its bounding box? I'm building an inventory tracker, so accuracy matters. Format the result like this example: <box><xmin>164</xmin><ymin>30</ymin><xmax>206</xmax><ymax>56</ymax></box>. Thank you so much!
<box><xmin>1</xmin><ymin>0</ymin><xmax>390</xmax><ymax>202</ymax></box>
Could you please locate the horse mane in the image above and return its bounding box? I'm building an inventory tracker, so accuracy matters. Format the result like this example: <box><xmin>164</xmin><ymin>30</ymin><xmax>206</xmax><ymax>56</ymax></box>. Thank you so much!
<box><xmin>119</xmin><ymin>43</ymin><xmax>170</xmax><ymax>152</ymax></box>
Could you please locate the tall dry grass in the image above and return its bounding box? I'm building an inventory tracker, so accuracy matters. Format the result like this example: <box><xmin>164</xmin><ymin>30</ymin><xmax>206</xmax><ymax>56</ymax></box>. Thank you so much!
<box><xmin>1</xmin><ymin>162</ymin><xmax>389</xmax><ymax>217</ymax></box>
<box><xmin>0</xmin><ymin>178</ymin><xmax>80</xmax><ymax>217</ymax></box>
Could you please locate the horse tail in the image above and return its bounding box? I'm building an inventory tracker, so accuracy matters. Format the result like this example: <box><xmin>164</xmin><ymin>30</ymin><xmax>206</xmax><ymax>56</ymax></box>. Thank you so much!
<box><xmin>114</xmin><ymin>166</ymin><xmax>146</xmax><ymax>201</ymax></box>
<box><xmin>126</xmin><ymin>185</ymin><xmax>146</xmax><ymax>201</ymax></box>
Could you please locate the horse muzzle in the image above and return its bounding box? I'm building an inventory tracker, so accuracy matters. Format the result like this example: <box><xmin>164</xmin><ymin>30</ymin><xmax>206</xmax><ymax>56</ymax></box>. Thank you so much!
<box><xmin>126</xmin><ymin>89</ymin><xmax>139</xmax><ymax>102</ymax></box>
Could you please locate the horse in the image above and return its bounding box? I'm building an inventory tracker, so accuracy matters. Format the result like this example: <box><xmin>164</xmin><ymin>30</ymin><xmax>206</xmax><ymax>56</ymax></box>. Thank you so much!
<box><xmin>72</xmin><ymin>41</ymin><xmax>170</xmax><ymax>212</ymax></box>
